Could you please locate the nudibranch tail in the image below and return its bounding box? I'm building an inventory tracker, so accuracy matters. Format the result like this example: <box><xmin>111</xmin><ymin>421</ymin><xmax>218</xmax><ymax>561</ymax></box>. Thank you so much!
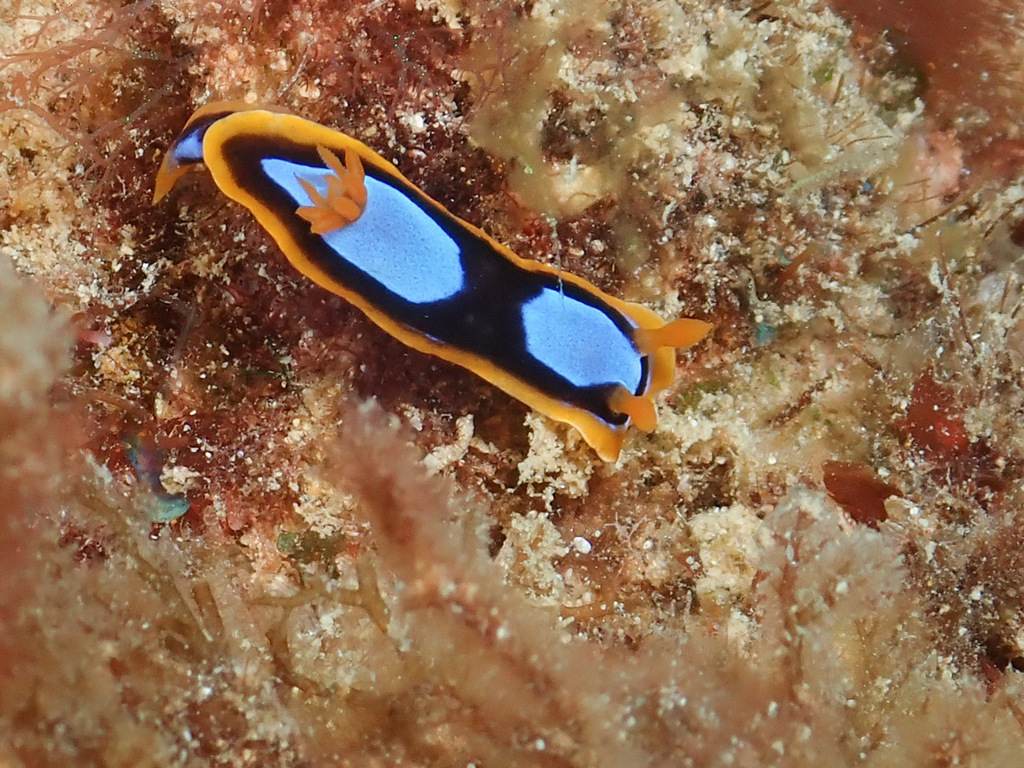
<box><xmin>153</xmin><ymin>157</ymin><xmax>187</xmax><ymax>204</ymax></box>
<box><xmin>154</xmin><ymin>102</ymin><xmax>712</xmax><ymax>462</ymax></box>
<box><xmin>153</xmin><ymin>101</ymin><xmax>291</xmax><ymax>204</ymax></box>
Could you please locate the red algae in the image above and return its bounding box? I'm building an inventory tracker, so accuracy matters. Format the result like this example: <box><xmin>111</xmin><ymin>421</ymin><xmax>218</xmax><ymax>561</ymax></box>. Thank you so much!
<box><xmin>822</xmin><ymin>459</ymin><xmax>898</xmax><ymax>528</ymax></box>
<box><xmin>902</xmin><ymin>371</ymin><xmax>971</xmax><ymax>461</ymax></box>
<box><xmin>830</xmin><ymin>0</ymin><xmax>1024</xmax><ymax>178</ymax></box>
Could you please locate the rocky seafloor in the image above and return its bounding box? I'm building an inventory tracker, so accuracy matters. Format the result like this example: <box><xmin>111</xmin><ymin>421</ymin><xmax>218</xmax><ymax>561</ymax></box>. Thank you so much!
<box><xmin>3</xmin><ymin>0</ymin><xmax>1024</xmax><ymax>764</ymax></box>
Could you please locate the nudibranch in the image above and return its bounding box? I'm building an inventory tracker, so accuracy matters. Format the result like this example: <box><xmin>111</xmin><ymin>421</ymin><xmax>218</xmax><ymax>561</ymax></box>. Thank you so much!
<box><xmin>154</xmin><ymin>103</ymin><xmax>711</xmax><ymax>461</ymax></box>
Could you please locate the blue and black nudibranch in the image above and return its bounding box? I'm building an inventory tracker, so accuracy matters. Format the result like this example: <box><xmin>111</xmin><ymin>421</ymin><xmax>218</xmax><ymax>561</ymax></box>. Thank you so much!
<box><xmin>154</xmin><ymin>103</ymin><xmax>711</xmax><ymax>461</ymax></box>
